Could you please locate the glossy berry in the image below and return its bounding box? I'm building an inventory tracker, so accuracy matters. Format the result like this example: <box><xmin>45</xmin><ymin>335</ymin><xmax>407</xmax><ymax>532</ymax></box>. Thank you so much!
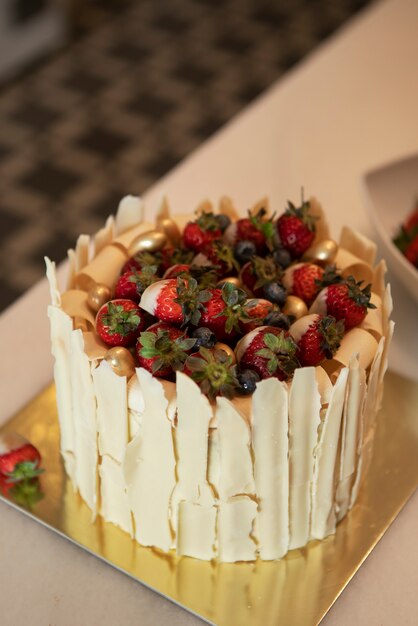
<box><xmin>237</xmin><ymin>327</ymin><xmax>299</xmax><ymax>380</ymax></box>
<box><xmin>237</xmin><ymin>369</ymin><xmax>260</xmax><ymax>395</ymax></box>
<box><xmin>96</xmin><ymin>299</ymin><xmax>144</xmax><ymax>347</ymax></box>
<box><xmin>263</xmin><ymin>282</ymin><xmax>287</xmax><ymax>306</ymax></box>
<box><xmin>136</xmin><ymin>323</ymin><xmax>196</xmax><ymax>378</ymax></box>
<box><xmin>183</xmin><ymin>212</ymin><xmax>222</xmax><ymax>252</ymax></box>
<box><xmin>272</xmin><ymin>247</ymin><xmax>292</xmax><ymax>269</ymax></box>
<box><xmin>216</xmin><ymin>214</ymin><xmax>232</xmax><ymax>232</ymax></box>
<box><xmin>263</xmin><ymin>311</ymin><xmax>290</xmax><ymax>329</ymax></box>
<box><xmin>276</xmin><ymin>200</ymin><xmax>316</xmax><ymax>258</ymax></box>
<box><xmin>191</xmin><ymin>326</ymin><xmax>217</xmax><ymax>349</ymax></box>
<box><xmin>234</xmin><ymin>240</ymin><xmax>257</xmax><ymax>264</ymax></box>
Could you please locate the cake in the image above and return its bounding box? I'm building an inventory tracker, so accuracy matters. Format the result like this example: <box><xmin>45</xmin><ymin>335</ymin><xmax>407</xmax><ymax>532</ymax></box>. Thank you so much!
<box><xmin>45</xmin><ymin>194</ymin><xmax>393</xmax><ymax>562</ymax></box>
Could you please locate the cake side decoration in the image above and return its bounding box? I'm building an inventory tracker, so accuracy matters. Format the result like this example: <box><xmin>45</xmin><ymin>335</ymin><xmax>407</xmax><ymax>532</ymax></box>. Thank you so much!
<box><xmin>46</xmin><ymin>193</ymin><xmax>393</xmax><ymax>562</ymax></box>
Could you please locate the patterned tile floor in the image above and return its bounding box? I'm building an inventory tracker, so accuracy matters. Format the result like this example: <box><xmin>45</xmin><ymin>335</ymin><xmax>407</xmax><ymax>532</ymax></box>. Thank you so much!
<box><xmin>0</xmin><ymin>0</ymin><xmax>370</xmax><ymax>311</ymax></box>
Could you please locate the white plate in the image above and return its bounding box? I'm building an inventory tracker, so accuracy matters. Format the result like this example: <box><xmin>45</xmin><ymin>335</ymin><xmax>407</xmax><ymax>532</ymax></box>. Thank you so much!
<box><xmin>362</xmin><ymin>153</ymin><xmax>418</xmax><ymax>305</ymax></box>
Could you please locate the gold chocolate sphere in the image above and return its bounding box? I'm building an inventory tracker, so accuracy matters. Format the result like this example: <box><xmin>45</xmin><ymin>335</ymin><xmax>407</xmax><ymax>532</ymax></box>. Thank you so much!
<box><xmin>104</xmin><ymin>346</ymin><xmax>136</xmax><ymax>378</ymax></box>
<box><xmin>302</xmin><ymin>239</ymin><xmax>338</xmax><ymax>264</ymax></box>
<box><xmin>216</xmin><ymin>276</ymin><xmax>242</xmax><ymax>289</ymax></box>
<box><xmin>282</xmin><ymin>295</ymin><xmax>308</xmax><ymax>320</ymax></box>
<box><xmin>127</xmin><ymin>230</ymin><xmax>167</xmax><ymax>257</ymax></box>
<box><xmin>87</xmin><ymin>283</ymin><xmax>111</xmax><ymax>312</ymax></box>
<box><xmin>214</xmin><ymin>342</ymin><xmax>237</xmax><ymax>364</ymax></box>
<box><xmin>156</xmin><ymin>217</ymin><xmax>181</xmax><ymax>245</ymax></box>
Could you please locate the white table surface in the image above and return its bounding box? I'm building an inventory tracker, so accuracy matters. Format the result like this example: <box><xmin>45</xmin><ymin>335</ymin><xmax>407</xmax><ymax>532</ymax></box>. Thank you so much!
<box><xmin>1</xmin><ymin>0</ymin><xmax>418</xmax><ymax>624</ymax></box>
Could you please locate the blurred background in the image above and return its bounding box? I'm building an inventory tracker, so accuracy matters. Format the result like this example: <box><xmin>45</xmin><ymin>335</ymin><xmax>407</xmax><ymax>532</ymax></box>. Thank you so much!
<box><xmin>0</xmin><ymin>0</ymin><xmax>371</xmax><ymax>312</ymax></box>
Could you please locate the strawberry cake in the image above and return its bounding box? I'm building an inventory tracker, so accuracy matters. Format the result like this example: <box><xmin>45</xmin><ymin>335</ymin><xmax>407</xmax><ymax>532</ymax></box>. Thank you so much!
<box><xmin>45</xmin><ymin>194</ymin><xmax>393</xmax><ymax>562</ymax></box>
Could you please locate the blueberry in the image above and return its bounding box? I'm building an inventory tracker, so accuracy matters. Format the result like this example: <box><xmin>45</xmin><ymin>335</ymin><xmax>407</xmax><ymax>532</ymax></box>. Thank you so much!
<box><xmin>237</xmin><ymin>369</ymin><xmax>261</xmax><ymax>395</ymax></box>
<box><xmin>263</xmin><ymin>282</ymin><xmax>288</xmax><ymax>306</ymax></box>
<box><xmin>272</xmin><ymin>247</ymin><xmax>291</xmax><ymax>269</ymax></box>
<box><xmin>263</xmin><ymin>311</ymin><xmax>291</xmax><ymax>330</ymax></box>
<box><xmin>192</xmin><ymin>326</ymin><xmax>217</xmax><ymax>348</ymax></box>
<box><xmin>216</xmin><ymin>214</ymin><xmax>231</xmax><ymax>232</ymax></box>
<box><xmin>234</xmin><ymin>240</ymin><xmax>257</xmax><ymax>264</ymax></box>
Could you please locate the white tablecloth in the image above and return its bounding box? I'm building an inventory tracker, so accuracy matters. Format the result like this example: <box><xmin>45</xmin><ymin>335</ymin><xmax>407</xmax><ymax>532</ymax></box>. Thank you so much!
<box><xmin>1</xmin><ymin>0</ymin><xmax>417</xmax><ymax>623</ymax></box>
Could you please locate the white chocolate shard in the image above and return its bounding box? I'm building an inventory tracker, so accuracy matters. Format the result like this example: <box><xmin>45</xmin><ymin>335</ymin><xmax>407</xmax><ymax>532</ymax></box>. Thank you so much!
<box><xmin>92</xmin><ymin>360</ymin><xmax>129</xmax><ymax>463</ymax></box>
<box><xmin>76</xmin><ymin>245</ymin><xmax>128</xmax><ymax>291</ymax></box>
<box><xmin>339</xmin><ymin>226</ymin><xmax>377</xmax><ymax>265</ymax></box>
<box><xmin>112</xmin><ymin>221</ymin><xmax>156</xmax><ymax>250</ymax></box>
<box><xmin>99</xmin><ymin>455</ymin><xmax>132</xmax><ymax>535</ymax></box>
<box><xmin>288</xmin><ymin>367</ymin><xmax>321</xmax><ymax>549</ymax></box>
<box><xmin>47</xmin><ymin>306</ymin><xmax>75</xmax><ymax>483</ymax></box>
<box><xmin>315</xmin><ymin>366</ymin><xmax>333</xmax><ymax>405</ymax></box>
<box><xmin>93</xmin><ymin>215</ymin><xmax>115</xmax><ymax>256</ymax></box>
<box><xmin>176</xmin><ymin>502</ymin><xmax>217</xmax><ymax>560</ymax></box>
<box><xmin>66</xmin><ymin>248</ymin><xmax>76</xmax><ymax>290</ymax></box>
<box><xmin>250</xmin><ymin>196</ymin><xmax>269</xmax><ymax>216</ymax></box>
<box><xmin>45</xmin><ymin>257</ymin><xmax>61</xmax><ymax>307</ymax></box>
<box><xmin>61</xmin><ymin>290</ymin><xmax>96</xmax><ymax>327</ymax></box>
<box><xmin>359</xmin><ymin>292</ymin><xmax>383</xmax><ymax>340</ymax></box>
<box><xmin>217</xmin><ymin>497</ymin><xmax>258</xmax><ymax>562</ymax></box>
<box><xmin>123</xmin><ymin>369</ymin><xmax>175</xmax><ymax>551</ymax></box>
<box><xmin>336</xmin><ymin>356</ymin><xmax>367</xmax><ymax>520</ymax></box>
<box><xmin>216</xmin><ymin>397</ymin><xmax>255</xmax><ymax>500</ymax></box>
<box><xmin>127</xmin><ymin>374</ymin><xmax>144</xmax><ymax>439</ymax></box>
<box><xmin>156</xmin><ymin>194</ymin><xmax>170</xmax><ymax>219</ymax></box>
<box><xmin>75</xmin><ymin>234</ymin><xmax>90</xmax><ymax>273</ymax></box>
<box><xmin>321</xmin><ymin>328</ymin><xmax>378</xmax><ymax>378</ymax></box>
<box><xmin>349</xmin><ymin>365</ymin><xmax>367</xmax><ymax>509</ymax></box>
<box><xmin>115</xmin><ymin>195</ymin><xmax>143</xmax><ymax>235</ymax></box>
<box><xmin>372</xmin><ymin>259</ymin><xmax>387</xmax><ymax>299</ymax></box>
<box><xmin>171</xmin><ymin>373</ymin><xmax>214</xmax><ymax>509</ymax></box>
<box><xmin>196</xmin><ymin>199</ymin><xmax>214</xmax><ymax>214</ymax></box>
<box><xmin>207</xmin><ymin>428</ymin><xmax>220</xmax><ymax>494</ymax></box>
<box><xmin>252</xmin><ymin>378</ymin><xmax>289</xmax><ymax>559</ymax></box>
<box><xmin>311</xmin><ymin>367</ymin><xmax>349</xmax><ymax>539</ymax></box>
<box><xmin>309</xmin><ymin>197</ymin><xmax>330</xmax><ymax>242</ymax></box>
<box><xmin>334</xmin><ymin>247</ymin><xmax>374</xmax><ymax>284</ymax></box>
<box><xmin>70</xmin><ymin>330</ymin><xmax>98</xmax><ymax>516</ymax></box>
<box><xmin>219</xmin><ymin>195</ymin><xmax>239</xmax><ymax>221</ymax></box>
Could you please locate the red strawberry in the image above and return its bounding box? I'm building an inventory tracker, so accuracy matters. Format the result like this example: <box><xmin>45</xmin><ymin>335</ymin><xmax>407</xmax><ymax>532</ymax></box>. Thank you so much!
<box><xmin>240</xmin><ymin>256</ymin><xmax>283</xmax><ymax>296</ymax></box>
<box><xmin>405</xmin><ymin>234</ymin><xmax>418</xmax><ymax>267</ymax></box>
<box><xmin>96</xmin><ymin>299</ymin><xmax>145</xmax><ymax>346</ymax></box>
<box><xmin>283</xmin><ymin>263</ymin><xmax>324</xmax><ymax>304</ymax></box>
<box><xmin>224</xmin><ymin>208</ymin><xmax>273</xmax><ymax>253</ymax></box>
<box><xmin>163</xmin><ymin>264</ymin><xmax>191</xmax><ymax>279</ymax></box>
<box><xmin>183</xmin><ymin>347</ymin><xmax>239</xmax><ymax>399</ymax></box>
<box><xmin>159</xmin><ymin>246</ymin><xmax>195</xmax><ymax>273</ymax></box>
<box><xmin>200</xmin><ymin>283</ymin><xmax>250</xmax><ymax>341</ymax></box>
<box><xmin>122</xmin><ymin>251</ymin><xmax>164</xmax><ymax>275</ymax></box>
<box><xmin>276</xmin><ymin>200</ymin><xmax>316</xmax><ymax>258</ymax></box>
<box><xmin>290</xmin><ymin>314</ymin><xmax>345</xmax><ymax>366</ymax></box>
<box><xmin>240</xmin><ymin>298</ymin><xmax>274</xmax><ymax>333</ymax></box>
<box><xmin>183</xmin><ymin>212</ymin><xmax>222</xmax><ymax>252</ymax></box>
<box><xmin>200</xmin><ymin>241</ymin><xmax>239</xmax><ymax>276</ymax></box>
<box><xmin>140</xmin><ymin>277</ymin><xmax>211</xmax><ymax>326</ymax></box>
<box><xmin>136</xmin><ymin>322</ymin><xmax>196</xmax><ymax>378</ymax></box>
<box><xmin>115</xmin><ymin>266</ymin><xmax>159</xmax><ymax>302</ymax></box>
<box><xmin>236</xmin><ymin>326</ymin><xmax>299</xmax><ymax>380</ymax></box>
<box><xmin>0</xmin><ymin>434</ymin><xmax>43</xmax><ymax>482</ymax></box>
<box><xmin>0</xmin><ymin>474</ymin><xmax>43</xmax><ymax>509</ymax></box>
<box><xmin>310</xmin><ymin>276</ymin><xmax>376</xmax><ymax>330</ymax></box>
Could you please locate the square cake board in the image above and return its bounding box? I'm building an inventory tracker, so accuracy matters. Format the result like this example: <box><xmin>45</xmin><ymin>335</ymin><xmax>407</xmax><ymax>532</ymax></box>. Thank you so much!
<box><xmin>0</xmin><ymin>370</ymin><xmax>417</xmax><ymax>626</ymax></box>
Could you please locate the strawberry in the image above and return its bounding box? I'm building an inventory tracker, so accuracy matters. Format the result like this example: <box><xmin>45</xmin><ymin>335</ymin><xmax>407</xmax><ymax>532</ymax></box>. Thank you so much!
<box><xmin>200</xmin><ymin>283</ymin><xmax>250</xmax><ymax>341</ymax></box>
<box><xmin>163</xmin><ymin>264</ymin><xmax>191</xmax><ymax>279</ymax></box>
<box><xmin>96</xmin><ymin>299</ymin><xmax>145</xmax><ymax>346</ymax></box>
<box><xmin>405</xmin><ymin>234</ymin><xmax>418</xmax><ymax>267</ymax></box>
<box><xmin>276</xmin><ymin>200</ymin><xmax>317</xmax><ymax>258</ymax></box>
<box><xmin>136</xmin><ymin>322</ymin><xmax>196</xmax><ymax>378</ymax></box>
<box><xmin>122</xmin><ymin>251</ymin><xmax>164</xmax><ymax>275</ymax></box>
<box><xmin>140</xmin><ymin>277</ymin><xmax>211</xmax><ymax>326</ymax></box>
<box><xmin>240</xmin><ymin>298</ymin><xmax>274</xmax><ymax>333</ymax></box>
<box><xmin>183</xmin><ymin>212</ymin><xmax>222</xmax><ymax>252</ymax></box>
<box><xmin>183</xmin><ymin>346</ymin><xmax>239</xmax><ymax>399</ymax></box>
<box><xmin>310</xmin><ymin>276</ymin><xmax>376</xmax><ymax>330</ymax></box>
<box><xmin>283</xmin><ymin>263</ymin><xmax>327</xmax><ymax>305</ymax></box>
<box><xmin>200</xmin><ymin>241</ymin><xmax>239</xmax><ymax>276</ymax></box>
<box><xmin>290</xmin><ymin>314</ymin><xmax>345</xmax><ymax>366</ymax></box>
<box><xmin>159</xmin><ymin>246</ymin><xmax>195</xmax><ymax>273</ymax></box>
<box><xmin>115</xmin><ymin>266</ymin><xmax>159</xmax><ymax>302</ymax></box>
<box><xmin>0</xmin><ymin>435</ymin><xmax>43</xmax><ymax>482</ymax></box>
<box><xmin>236</xmin><ymin>326</ymin><xmax>299</xmax><ymax>380</ymax></box>
<box><xmin>240</xmin><ymin>256</ymin><xmax>283</xmax><ymax>296</ymax></box>
<box><xmin>224</xmin><ymin>208</ymin><xmax>274</xmax><ymax>253</ymax></box>
<box><xmin>0</xmin><ymin>474</ymin><xmax>44</xmax><ymax>509</ymax></box>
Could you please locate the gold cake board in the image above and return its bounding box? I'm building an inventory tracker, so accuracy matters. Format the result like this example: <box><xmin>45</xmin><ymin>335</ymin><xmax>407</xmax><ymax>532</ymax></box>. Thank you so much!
<box><xmin>1</xmin><ymin>370</ymin><xmax>417</xmax><ymax>626</ymax></box>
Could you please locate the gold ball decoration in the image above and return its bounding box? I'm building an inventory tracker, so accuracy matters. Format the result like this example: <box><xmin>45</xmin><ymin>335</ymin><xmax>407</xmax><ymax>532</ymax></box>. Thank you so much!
<box><xmin>156</xmin><ymin>217</ymin><xmax>181</xmax><ymax>246</ymax></box>
<box><xmin>87</xmin><ymin>283</ymin><xmax>111</xmax><ymax>312</ymax></box>
<box><xmin>127</xmin><ymin>230</ymin><xmax>167</xmax><ymax>257</ymax></box>
<box><xmin>282</xmin><ymin>295</ymin><xmax>308</xmax><ymax>320</ymax></box>
<box><xmin>214</xmin><ymin>342</ymin><xmax>237</xmax><ymax>364</ymax></box>
<box><xmin>302</xmin><ymin>239</ymin><xmax>338</xmax><ymax>265</ymax></box>
<box><xmin>216</xmin><ymin>276</ymin><xmax>242</xmax><ymax>289</ymax></box>
<box><xmin>104</xmin><ymin>347</ymin><xmax>136</xmax><ymax>378</ymax></box>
